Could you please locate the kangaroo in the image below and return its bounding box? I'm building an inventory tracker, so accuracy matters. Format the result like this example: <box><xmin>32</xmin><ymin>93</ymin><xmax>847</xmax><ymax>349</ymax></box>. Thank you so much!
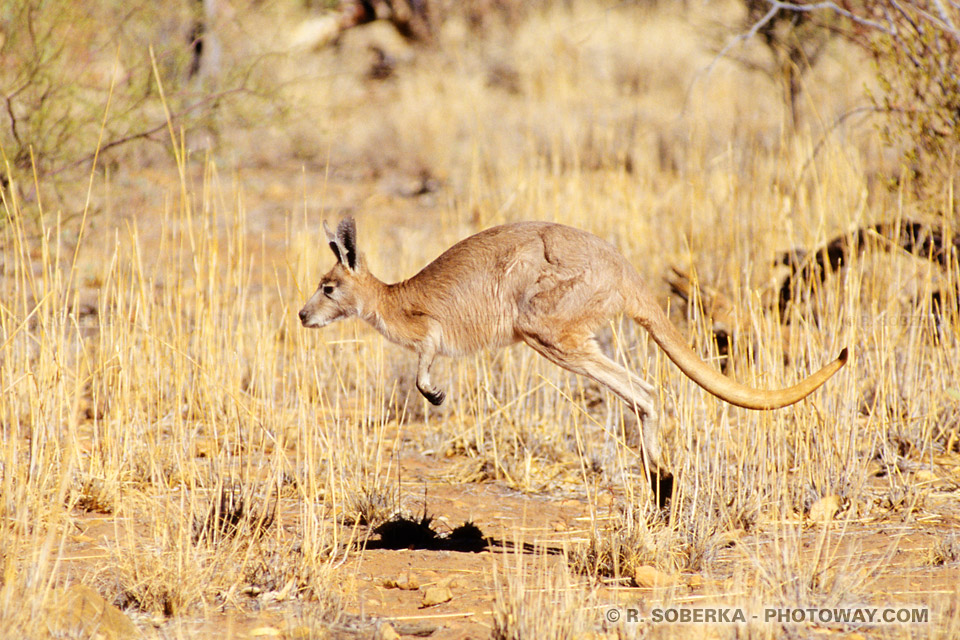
<box><xmin>299</xmin><ymin>218</ymin><xmax>848</xmax><ymax>502</ymax></box>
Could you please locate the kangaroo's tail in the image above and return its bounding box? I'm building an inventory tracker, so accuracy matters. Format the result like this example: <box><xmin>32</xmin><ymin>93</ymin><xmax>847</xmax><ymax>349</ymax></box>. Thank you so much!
<box><xmin>632</xmin><ymin>298</ymin><xmax>847</xmax><ymax>410</ymax></box>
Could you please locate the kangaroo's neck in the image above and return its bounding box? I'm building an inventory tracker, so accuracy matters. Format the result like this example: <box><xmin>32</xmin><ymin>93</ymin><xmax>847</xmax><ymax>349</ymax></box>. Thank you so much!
<box><xmin>353</xmin><ymin>272</ymin><xmax>390</xmax><ymax>328</ymax></box>
<box><xmin>357</xmin><ymin>276</ymin><xmax>428</xmax><ymax>350</ymax></box>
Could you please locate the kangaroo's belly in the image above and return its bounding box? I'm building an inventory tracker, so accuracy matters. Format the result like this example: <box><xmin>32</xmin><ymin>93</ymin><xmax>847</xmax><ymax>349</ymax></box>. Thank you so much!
<box><xmin>435</xmin><ymin>306</ymin><xmax>521</xmax><ymax>358</ymax></box>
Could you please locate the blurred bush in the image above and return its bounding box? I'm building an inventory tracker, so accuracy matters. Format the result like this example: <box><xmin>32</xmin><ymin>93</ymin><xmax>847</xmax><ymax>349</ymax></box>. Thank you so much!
<box><xmin>0</xmin><ymin>0</ymin><xmax>273</xmax><ymax>200</ymax></box>
<box><xmin>732</xmin><ymin>0</ymin><xmax>960</xmax><ymax>213</ymax></box>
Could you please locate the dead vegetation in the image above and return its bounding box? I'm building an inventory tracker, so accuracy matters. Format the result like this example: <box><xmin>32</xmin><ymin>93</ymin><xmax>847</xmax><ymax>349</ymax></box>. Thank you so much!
<box><xmin>1</xmin><ymin>1</ymin><xmax>959</xmax><ymax>638</ymax></box>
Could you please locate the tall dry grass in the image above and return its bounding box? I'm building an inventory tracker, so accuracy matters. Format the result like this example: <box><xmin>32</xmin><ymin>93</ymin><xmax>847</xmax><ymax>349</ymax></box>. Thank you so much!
<box><xmin>0</xmin><ymin>146</ymin><xmax>371</xmax><ymax>630</ymax></box>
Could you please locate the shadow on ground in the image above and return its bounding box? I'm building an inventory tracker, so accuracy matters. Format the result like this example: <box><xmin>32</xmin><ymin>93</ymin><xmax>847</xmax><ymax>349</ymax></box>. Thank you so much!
<box><xmin>363</xmin><ymin>514</ymin><xmax>564</xmax><ymax>554</ymax></box>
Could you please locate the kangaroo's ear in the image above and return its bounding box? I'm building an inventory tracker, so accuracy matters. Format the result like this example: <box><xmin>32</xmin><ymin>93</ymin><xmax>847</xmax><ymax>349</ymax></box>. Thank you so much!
<box><xmin>336</xmin><ymin>217</ymin><xmax>358</xmax><ymax>270</ymax></box>
<box><xmin>323</xmin><ymin>220</ymin><xmax>343</xmax><ymax>264</ymax></box>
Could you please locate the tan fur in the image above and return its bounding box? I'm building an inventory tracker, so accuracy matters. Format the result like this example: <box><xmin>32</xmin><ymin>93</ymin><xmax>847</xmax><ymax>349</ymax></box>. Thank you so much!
<box><xmin>300</xmin><ymin>218</ymin><xmax>848</xmax><ymax>479</ymax></box>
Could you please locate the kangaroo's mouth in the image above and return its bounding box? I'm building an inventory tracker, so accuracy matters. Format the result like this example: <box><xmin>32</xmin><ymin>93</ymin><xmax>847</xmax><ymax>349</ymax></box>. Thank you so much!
<box><xmin>298</xmin><ymin>308</ymin><xmax>338</xmax><ymax>329</ymax></box>
<box><xmin>298</xmin><ymin>309</ymin><xmax>323</xmax><ymax>328</ymax></box>
<box><xmin>300</xmin><ymin>317</ymin><xmax>329</xmax><ymax>329</ymax></box>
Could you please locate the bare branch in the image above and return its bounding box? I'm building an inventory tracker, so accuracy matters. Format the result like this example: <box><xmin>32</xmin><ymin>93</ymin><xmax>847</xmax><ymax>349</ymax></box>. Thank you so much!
<box><xmin>796</xmin><ymin>104</ymin><xmax>889</xmax><ymax>184</ymax></box>
<box><xmin>929</xmin><ymin>0</ymin><xmax>960</xmax><ymax>42</ymax></box>
<box><xmin>764</xmin><ymin>0</ymin><xmax>893</xmax><ymax>35</ymax></box>
<box><xmin>682</xmin><ymin>3</ymin><xmax>782</xmax><ymax>114</ymax></box>
<box><xmin>685</xmin><ymin>0</ymin><xmax>894</xmax><ymax>115</ymax></box>
<box><xmin>48</xmin><ymin>86</ymin><xmax>251</xmax><ymax>177</ymax></box>
<box><xmin>4</xmin><ymin>95</ymin><xmax>22</xmax><ymax>148</ymax></box>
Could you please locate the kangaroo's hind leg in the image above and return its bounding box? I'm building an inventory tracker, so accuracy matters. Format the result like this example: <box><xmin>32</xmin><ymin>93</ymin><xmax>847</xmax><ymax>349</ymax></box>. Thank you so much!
<box><xmin>521</xmin><ymin>332</ymin><xmax>674</xmax><ymax>507</ymax></box>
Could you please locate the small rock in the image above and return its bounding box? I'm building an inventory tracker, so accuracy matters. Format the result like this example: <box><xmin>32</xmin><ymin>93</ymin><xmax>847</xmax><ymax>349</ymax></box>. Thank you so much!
<box><xmin>915</xmin><ymin>469</ymin><xmax>938</xmax><ymax>484</ymax></box>
<box><xmin>687</xmin><ymin>574</ymin><xmax>704</xmax><ymax>589</ymax></box>
<box><xmin>809</xmin><ymin>495</ymin><xmax>842</xmax><ymax>522</ymax></box>
<box><xmin>866</xmin><ymin>460</ymin><xmax>885</xmax><ymax>477</ymax></box>
<box><xmin>718</xmin><ymin>528</ymin><xmax>745</xmax><ymax>547</ymax></box>
<box><xmin>420</xmin><ymin>585</ymin><xmax>453</xmax><ymax>607</ymax></box>
<box><xmin>383</xmin><ymin>572</ymin><xmax>419</xmax><ymax>590</ymax></box>
<box><xmin>377</xmin><ymin>623</ymin><xmax>401</xmax><ymax>640</ymax></box>
<box><xmin>632</xmin><ymin>565</ymin><xmax>675</xmax><ymax>588</ymax></box>
<box><xmin>290</xmin><ymin>15</ymin><xmax>341</xmax><ymax>51</ymax></box>
<box><xmin>286</xmin><ymin>626</ymin><xmax>314</xmax><ymax>640</ymax></box>
<box><xmin>46</xmin><ymin>584</ymin><xmax>138</xmax><ymax>640</ymax></box>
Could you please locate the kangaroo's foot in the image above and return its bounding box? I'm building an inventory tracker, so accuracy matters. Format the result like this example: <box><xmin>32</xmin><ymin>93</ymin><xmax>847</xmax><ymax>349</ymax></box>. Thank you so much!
<box><xmin>649</xmin><ymin>469</ymin><xmax>675</xmax><ymax>510</ymax></box>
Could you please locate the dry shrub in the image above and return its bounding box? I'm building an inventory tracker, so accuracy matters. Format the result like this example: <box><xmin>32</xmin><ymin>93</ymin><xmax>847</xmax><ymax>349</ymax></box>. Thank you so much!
<box><xmin>492</xmin><ymin>549</ymin><xmax>600</xmax><ymax>640</ymax></box>
<box><xmin>732</xmin><ymin>0</ymin><xmax>960</xmax><ymax>207</ymax></box>
<box><xmin>926</xmin><ymin>533</ymin><xmax>960</xmax><ymax>567</ymax></box>
<box><xmin>0</xmin><ymin>0</ymin><xmax>284</xmax><ymax>202</ymax></box>
<box><xmin>193</xmin><ymin>479</ymin><xmax>278</xmax><ymax>544</ymax></box>
<box><xmin>108</xmin><ymin>502</ymin><xmax>213</xmax><ymax>617</ymax></box>
<box><xmin>864</xmin><ymin>1</ymin><xmax>960</xmax><ymax>206</ymax></box>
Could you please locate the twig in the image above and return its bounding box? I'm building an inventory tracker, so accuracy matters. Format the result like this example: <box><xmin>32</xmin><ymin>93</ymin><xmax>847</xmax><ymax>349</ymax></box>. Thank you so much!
<box><xmin>48</xmin><ymin>86</ymin><xmax>250</xmax><ymax>178</ymax></box>
<box><xmin>927</xmin><ymin>0</ymin><xmax>960</xmax><ymax>42</ymax></box>
<box><xmin>3</xmin><ymin>95</ymin><xmax>22</xmax><ymax>150</ymax></box>
<box><xmin>796</xmin><ymin>104</ymin><xmax>888</xmax><ymax>183</ymax></box>
<box><xmin>682</xmin><ymin>2</ymin><xmax>782</xmax><ymax>114</ymax></box>
<box><xmin>764</xmin><ymin>0</ymin><xmax>892</xmax><ymax>34</ymax></box>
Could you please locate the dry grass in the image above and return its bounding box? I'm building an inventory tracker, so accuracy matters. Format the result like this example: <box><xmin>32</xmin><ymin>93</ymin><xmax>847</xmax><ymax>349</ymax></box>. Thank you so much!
<box><xmin>1</xmin><ymin>0</ymin><xmax>958</xmax><ymax>638</ymax></box>
<box><xmin>491</xmin><ymin>546</ymin><xmax>599</xmax><ymax>640</ymax></box>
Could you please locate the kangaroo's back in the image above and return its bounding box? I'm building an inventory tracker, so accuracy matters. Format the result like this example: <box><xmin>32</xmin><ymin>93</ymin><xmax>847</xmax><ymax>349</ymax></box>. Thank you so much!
<box><xmin>408</xmin><ymin>222</ymin><xmax>556</xmax><ymax>282</ymax></box>
<box><xmin>409</xmin><ymin>222</ymin><xmax>633</xmax><ymax>293</ymax></box>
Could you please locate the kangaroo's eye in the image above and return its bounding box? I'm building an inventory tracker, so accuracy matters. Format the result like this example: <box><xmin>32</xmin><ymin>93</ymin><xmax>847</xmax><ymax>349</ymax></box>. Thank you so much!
<box><xmin>322</xmin><ymin>284</ymin><xmax>335</xmax><ymax>297</ymax></box>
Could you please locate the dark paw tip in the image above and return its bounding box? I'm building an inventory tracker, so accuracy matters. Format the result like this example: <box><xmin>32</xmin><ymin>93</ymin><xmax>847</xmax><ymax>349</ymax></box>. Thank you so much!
<box><xmin>421</xmin><ymin>388</ymin><xmax>445</xmax><ymax>406</ymax></box>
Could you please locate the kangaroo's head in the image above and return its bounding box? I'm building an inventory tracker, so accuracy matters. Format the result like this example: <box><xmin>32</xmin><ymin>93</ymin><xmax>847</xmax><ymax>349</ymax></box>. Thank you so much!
<box><xmin>298</xmin><ymin>217</ymin><xmax>373</xmax><ymax>328</ymax></box>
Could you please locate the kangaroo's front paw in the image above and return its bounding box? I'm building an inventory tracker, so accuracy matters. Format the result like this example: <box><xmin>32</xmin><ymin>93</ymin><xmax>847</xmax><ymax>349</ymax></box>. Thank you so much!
<box><xmin>418</xmin><ymin>385</ymin><xmax>446</xmax><ymax>406</ymax></box>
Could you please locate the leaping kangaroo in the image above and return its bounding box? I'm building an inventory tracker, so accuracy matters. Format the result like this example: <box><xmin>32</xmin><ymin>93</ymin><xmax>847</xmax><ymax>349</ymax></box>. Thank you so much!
<box><xmin>299</xmin><ymin>218</ymin><xmax>848</xmax><ymax>501</ymax></box>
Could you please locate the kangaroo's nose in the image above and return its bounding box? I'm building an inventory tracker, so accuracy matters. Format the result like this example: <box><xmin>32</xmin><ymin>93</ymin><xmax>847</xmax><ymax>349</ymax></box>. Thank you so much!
<box><xmin>298</xmin><ymin>308</ymin><xmax>308</xmax><ymax>324</ymax></box>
